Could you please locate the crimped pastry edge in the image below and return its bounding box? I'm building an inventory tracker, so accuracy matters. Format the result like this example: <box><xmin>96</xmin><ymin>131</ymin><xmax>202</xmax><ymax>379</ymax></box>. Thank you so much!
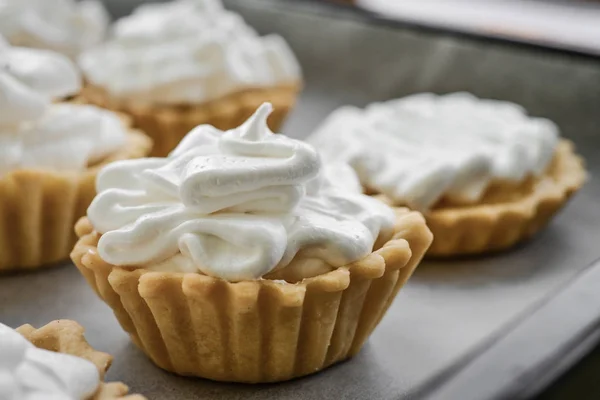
<box><xmin>71</xmin><ymin>208</ymin><xmax>432</xmax><ymax>383</ymax></box>
<box><xmin>16</xmin><ymin>319</ymin><xmax>146</xmax><ymax>400</ymax></box>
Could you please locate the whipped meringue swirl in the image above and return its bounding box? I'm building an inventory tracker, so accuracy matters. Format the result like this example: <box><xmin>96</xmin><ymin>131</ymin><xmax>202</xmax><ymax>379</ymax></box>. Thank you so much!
<box><xmin>0</xmin><ymin>38</ymin><xmax>127</xmax><ymax>176</ymax></box>
<box><xmin>0</xmin><ymin>323</ymin><xmax>100</xmax><ymax>400</ymax></box>
<box><xmin>0</xmin><ymin>0</ymin><xmax>109</xmax><ymax>58</ymax></box>
<box><xmin>88</xmin><ymin>103</ymin><xmax>394</xmax><ymax>281</ymax></box>
<box><xmin>308</xmin><ymin>92</ymin><xmax>560</xmax><ymax>211</ymax></box>
<box><xmin>78</xmin><ymin>0</ymin><xmax>301</xmax><ymax>105</ymax></box>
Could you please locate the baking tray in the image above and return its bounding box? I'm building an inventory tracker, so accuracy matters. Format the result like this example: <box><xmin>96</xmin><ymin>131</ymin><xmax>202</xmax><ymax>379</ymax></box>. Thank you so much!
<box><xmin>2</xmin><ymin>1</ymin><xmax>600</xmax><ymax>399</ymax></box>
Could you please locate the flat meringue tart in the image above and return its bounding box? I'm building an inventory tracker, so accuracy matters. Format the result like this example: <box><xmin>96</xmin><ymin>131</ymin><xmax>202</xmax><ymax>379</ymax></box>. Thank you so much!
<box><xmin>308</xmin><ymin>92</ymin><xmax>586</xmax><ymax>256</ymax></box>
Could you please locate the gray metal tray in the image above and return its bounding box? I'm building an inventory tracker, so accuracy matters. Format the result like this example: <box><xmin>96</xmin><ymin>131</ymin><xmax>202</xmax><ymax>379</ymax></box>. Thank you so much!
<box><xmin>1</xmin><ymin>1</ymin><xmax>600</xmax><ymax>399</ymax></box>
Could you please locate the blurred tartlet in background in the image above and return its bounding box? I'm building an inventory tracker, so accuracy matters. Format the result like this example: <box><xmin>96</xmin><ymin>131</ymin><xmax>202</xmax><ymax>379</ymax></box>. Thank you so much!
<box><xmin>308</xmin><ymin>92</ymin><xmax>586</xmax><ymax>256</ymax></box>
<box><xmin>78</xmin><ymin>0</ymin><xmax>302</xmax><ymax>156</ymax></box>
<box><xmin>0</xmin><ymin>38</ymin><xmax>151</xmax><ymax>273</ymax></box>
<box><xmin>0</xmin><ymin>0</ymin><xmax>109</xmax><ymax>59</ymax></box>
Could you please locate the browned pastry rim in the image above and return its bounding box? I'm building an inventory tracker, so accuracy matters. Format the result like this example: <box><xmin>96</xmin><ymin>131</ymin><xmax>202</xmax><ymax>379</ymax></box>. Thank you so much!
<box><xmin>71</xmin><ymin>208</ymin><xmax>432</xmax><ymax>383</ymax></box>
<box><xmin>377</xmin><ymin>139</ymin><xmax>587</xmax><ymax>256</ymax></box>
<box><xmin>81</xmin><ymin>82</ymin><xmax>301</xmax><ymax>156</ymax></box>
<box><xmin>16</xmin><ymin>319</ymin><xmax>145</xmax><ymax>399</ymax></box>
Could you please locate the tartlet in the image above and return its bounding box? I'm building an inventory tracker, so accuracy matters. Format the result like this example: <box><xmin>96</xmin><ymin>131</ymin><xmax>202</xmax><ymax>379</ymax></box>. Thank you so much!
<box><xmin>71</xmin><ymin>103</ymin><xmax>432</xmax><ymax>382</ymax></box>
<box><xmin>308</xmin><ymin>92</ymin><xmax>587</xmax><ymax>256</ymax></box>
<box><xmin>12</xmin><ymin>320</ymin><xmax>144</xmax><ymax>400</ymax></box>
<box><xmin>79</xmin><ymin>0</ymin><xmax>302</xmax><ymax>156</ymax></box>
<box><xmin>0</xmin><ymin>41</ymin><xmax>152</xmax><ymax>272</ymax></box>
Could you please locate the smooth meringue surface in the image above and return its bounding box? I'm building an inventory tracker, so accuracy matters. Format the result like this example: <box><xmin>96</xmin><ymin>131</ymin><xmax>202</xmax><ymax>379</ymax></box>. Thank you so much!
<box><xmin>79</xmin><ymin>0</ymin><xmax>301</xmax><ymax>105</ymax></box>
<box><xmin>308</xmin><ymin>92</ymin><xmax>560</xmax><ymax>211</ymax></box>
<box><xmin>88</xmin><ymin>103</ymin><xmax>394</xmax><ymax>281</ymax></box>
<box><xmin>0</xmin><ymin>323</ymin><xmax>100</xmax><ymax>400</ymax></box>
<box><xmin>0</xmin><ymin>0</ymin><xmax>109</xmax><ymax>58</ymax></box>
<box><xmin>0</xmin><ymin>39</ymin><xmax>127</xmax><ymax>176</ymax></box>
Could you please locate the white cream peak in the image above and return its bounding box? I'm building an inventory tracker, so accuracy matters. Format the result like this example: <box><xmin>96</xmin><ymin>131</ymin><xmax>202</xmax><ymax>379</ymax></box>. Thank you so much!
<box><xmin>88</xmin><ymin>103</ymin><xmax>394</xmax><ymax>281</ymax></box>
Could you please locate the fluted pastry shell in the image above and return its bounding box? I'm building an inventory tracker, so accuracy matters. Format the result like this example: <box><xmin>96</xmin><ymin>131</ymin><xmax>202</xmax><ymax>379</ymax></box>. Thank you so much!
<box><xmin>71</xmin><ymin>208</ymin><xmax>432</xmax><ymax>383</ymax></box>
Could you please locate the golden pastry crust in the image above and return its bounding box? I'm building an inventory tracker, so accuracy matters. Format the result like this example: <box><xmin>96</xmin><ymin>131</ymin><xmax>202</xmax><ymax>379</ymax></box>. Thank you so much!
<box><xmin>81</xmin><ymin>82</ymin><xmax>301</xmax><ymax>156</ymax></box>
<box><xmin>0</xmin><ymin>126</ymin><xmax>152</xmax><ymax>273</ymax></box>
<box><xmin>71</xmin><ymin>208</ymin><xmax>432</xmax><ymax>383</ymax></box>
<box><xmin>16</xmin><ymin>320</ymin><xmax>145</xmax><ymax>400</ymax></box>
<box><xmin>378</xmin><ymin>139</ymin><xmax>586</xmax><ymax>256</ymax></box>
